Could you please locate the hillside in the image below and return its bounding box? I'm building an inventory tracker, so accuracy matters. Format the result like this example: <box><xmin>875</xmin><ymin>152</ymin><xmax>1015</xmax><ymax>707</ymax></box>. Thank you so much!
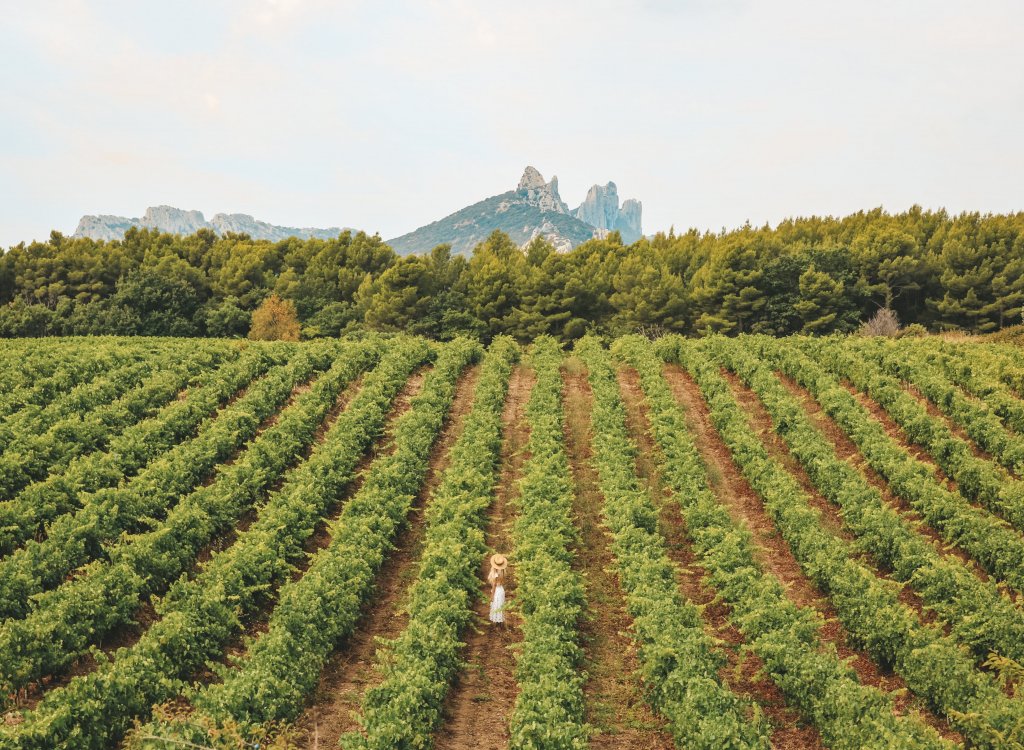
<box><xmin>74</xmin><ymin>205</ymin><xmax>349</xmax><ymax>242</ymax></box>
<box><xmin>387</xmin><ymin>166</ymin><xmax>643</xmax><ymax>254</ymax></box>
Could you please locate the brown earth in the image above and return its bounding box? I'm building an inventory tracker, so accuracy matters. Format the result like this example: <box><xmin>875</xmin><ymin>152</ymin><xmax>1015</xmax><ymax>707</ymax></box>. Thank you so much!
<box><xmin>560</xmin><ymin>362</ymin><xmax>676</xmax><ymax>750</ymax></box>
<box><xmin>776</xmin><ymin>372</ymin><xmax>999</xmax><ymax>588</ymax></box>
<box><xmin>641</xmin><ymin>363</ymin><xmax>961</xmax><ymax>742</ymax></box>
<box><xmin>294</xmin><ymin>364</ymin><xmax>481</xmax><ymax>749</ymax></box>
<box><xmin>214</xmin><ymin>367</ymin><xmax>432</xmax><ymax>674</ymax></box>
<box><xmin>432</xmin><ymin>364</ymin><xmax>534</xmax><ymax>750</ymax></box>
<box><xmin>718</xmin><ymin>370</ymin><xmax>974</xmax><ymax>740</ymax></box>
<box><xmin>840</xmin><ymin>381</ymin><xmax>961</xmax><ymax>494</ymax></box>
<box><xmin>616</xmin><ymin>366</ymin><xmax>823</xmax><ymax>750</ymax></box>
<box><xmin>14</xmin><ymin>365</ymin><xmax>343</xmax><ymax>710</ymax></box>
<box><xmin>720</xmin><ymin>370</ymin><xmax>942</xmax><ymax>629</ymax></box>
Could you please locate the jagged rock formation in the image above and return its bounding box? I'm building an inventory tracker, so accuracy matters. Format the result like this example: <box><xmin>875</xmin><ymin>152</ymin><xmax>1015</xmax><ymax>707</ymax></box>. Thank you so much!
<box><xmin>573</xmin><ymin>182</ymin><xmax>643</xmax><ymax>244</ymax></box>
<box><xmin>73</xmin><ymin>167</ymin><xmax>643</xmax><ymax>254</ymax></box>
<box><xmin>387</xmin><ymin>166</ymin><xmax>642</xmax><ymax>255</ymax></box>
<box><xmin>73</xmin><ymin>206</ymin><xmax>347</xmax><ymax>242</ymax></box>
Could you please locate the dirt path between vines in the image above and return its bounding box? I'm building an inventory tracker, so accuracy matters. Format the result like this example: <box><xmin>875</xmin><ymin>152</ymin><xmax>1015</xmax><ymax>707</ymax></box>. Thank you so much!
<box><xmin>20</xmin><ymin>365</ymin><xmax>345</xmax><ymax>709</ymax></box>
<box><xmin>774</xmin><ymin>371</ymin><xmax>1001</xmax><ymax>591</ymax></box>
<box><xmin>643</xmin><ymin>363</ymin><xmax>959</xmax><ymax>741</ymax></box>
<box><xmin>616</xmin><ymin>366</ymin><xmax>823</xmax><ymax>750</ymax></box>
<box><xmin>807</xmin><ymin>368</ymin><xmax>1014</xmax><ymax>573</ymax></box>
<box><xmin>432</xmin><ymin>364</ymin><xmax>533</xmax><ymax>750</ymax></box>
<box><xmin>840</xmin><ymin>381</ymin><xmax>962</xmax><ymax>494</ymax></box>
<box><xmin>720</xmin><ymin>371</ymin><xmax>942</xmax><ymax>627</ymax></box>
<box><xmin>295</xmin><ymin>364</ymin><xmax>481</xmax><ymax>749</ymax></box>
<box><xmin>212</xmin><ymin>367</ymin><xmax>432</xmax><ymax>673</ymax></box>
<box><xmin>561</xmin><ymin>363</ymin><xmax>675</xmax><ymax>750</ymax></box>
<box><xmin>720</xmin><ymin>370</ymin><xmax>967</xmax><ymax>741</ymax></box>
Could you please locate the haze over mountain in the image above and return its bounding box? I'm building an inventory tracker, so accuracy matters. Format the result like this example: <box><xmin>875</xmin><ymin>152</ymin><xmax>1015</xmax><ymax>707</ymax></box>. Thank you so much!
<box><xmin>71</xmin><ymin>167</ymin><xmax>642</xmax><ymax>255</ymax></box>
<box><xmin>387</xmin><ymin>166</ymin><xmax>642</xmax><ymax>255</ymax></box>
<box><xmin>73</xmin><ymin>206</ymin><xmax>349</xmax><ymax>243</ymax></box>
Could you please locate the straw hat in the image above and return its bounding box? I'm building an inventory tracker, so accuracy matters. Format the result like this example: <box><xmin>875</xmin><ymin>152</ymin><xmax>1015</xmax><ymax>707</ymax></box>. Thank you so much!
<box><xmin>490</xmin><ymin>554</ymin><xmax>508</xmax><ymax>571</ymax></box>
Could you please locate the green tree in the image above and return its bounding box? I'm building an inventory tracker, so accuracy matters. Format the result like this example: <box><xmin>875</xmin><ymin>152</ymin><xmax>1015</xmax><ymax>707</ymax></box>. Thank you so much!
<box><xmin>794</xmin><ymin>265</ymin><xmax>845</xmax><ymax>334</ymax></box>
<box><xmin>203</xmin><ymin>297</ymin><xmax>250</xmax><ymax>338</ymax></box>
<box><xmin>460</xmin><ymin>230</ymin><xmax>525</xmax><ymax>338</ymax></box>
<box><xmin>111</xmin><ymin>261</ymin><xmax>203</xmax><ymax>336</ymax></box>
<box><xmin>690</xmin><ymin>238</ymin><xmax>766</xmax><ymax>334</ymax></box>
<box><xmin>608</xmin><ymin>251</ymin><xmax>688</xmax><ymax>335</ymax></box>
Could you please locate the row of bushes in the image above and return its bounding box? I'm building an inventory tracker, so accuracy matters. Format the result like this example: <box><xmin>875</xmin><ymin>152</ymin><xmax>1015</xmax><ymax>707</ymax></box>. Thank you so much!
<box><xmin>577</xmin><ymin>336</ymin><xmax>769</xmax><ymax>749</ymax></box>
<box><xmin>0</xmin><ymin>338</ymin><xmax>431</xmax><ymax>748</ymax></box>
<box><xmin>617</xmin><ymin>336</ymin><xmax>949</xmax><ymax>750</ymax></box>
<box><xmin>671</xmin><ymin>336</ymin><xmax>1021</xmax><ymax>747</ymax></box>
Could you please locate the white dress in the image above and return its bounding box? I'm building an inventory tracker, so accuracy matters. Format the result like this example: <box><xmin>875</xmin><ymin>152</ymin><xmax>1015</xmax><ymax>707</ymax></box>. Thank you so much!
<box><xmin>489</xmin><ymin>584</ymin><xmax>506</xmax><ymax>623</ymax></box>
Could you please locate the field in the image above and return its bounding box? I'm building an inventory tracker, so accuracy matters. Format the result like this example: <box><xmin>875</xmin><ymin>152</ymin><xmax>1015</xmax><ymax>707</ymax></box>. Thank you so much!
<box><xmin>0</xmin><ymin>333</ymin><xmax>1023</xmax><ymax>750</ymax></box>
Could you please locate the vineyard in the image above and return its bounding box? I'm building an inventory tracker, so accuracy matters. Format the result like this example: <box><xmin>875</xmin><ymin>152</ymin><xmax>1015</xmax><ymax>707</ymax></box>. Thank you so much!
<box><xmin>1</xmin><ymin>333</ymin><xmax>1024</xmax><ymax>750</ymax></box>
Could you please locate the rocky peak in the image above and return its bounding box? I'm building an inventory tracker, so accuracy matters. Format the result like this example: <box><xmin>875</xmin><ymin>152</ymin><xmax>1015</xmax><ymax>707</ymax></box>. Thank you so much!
<box><xmin>73</xmin><ymin>206</ymin><xmax>348</xmax><ymax>242</ymax></box>
<box><xmin>618</xmin><ymin>199</ymin><xmax>642</xmax><ymax>242</ymax></box>
<box><xmin>573</xmin><ymin>182</ymin><xmax>643</xmax><ymax>244</ymax></box>
<box><xmin>139</xmin><ymin>206</ymin><xmax>208</xmax><ymax>235</ymax></box>
<box><xmin>514</xmin><ymin>166</ymin><xmax>569</xmax><ymax>215</ymax></box>
<box><xmin>517</xmin><ymin>166</ymin><xmax>547</xmax><ymax>191</ymax></box>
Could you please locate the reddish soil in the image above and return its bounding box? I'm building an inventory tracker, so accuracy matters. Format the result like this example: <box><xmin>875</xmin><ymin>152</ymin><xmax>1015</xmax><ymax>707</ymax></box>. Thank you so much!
<box><xmin>195</xmin><ymin>372</ymin><xmax>367</xmax><ymax>569</ymax></box>
<box><xmin>840</xmin><ymin>382</ymin><xmax>960</xmax><ymax>494</ymax></box>
<box><xmin>616</xmin><ymin>367</ymin><xmax>823</xmax><ymax>750</ymax></box>
<box><xmin>640</xmin><ymin>364</ymin><xmax>960</xmax><ymax>742</ymax></box>
<box><xmin>19</xmin><ymin>364</ymin><xmax>405</xmax><ymax>713</ymax></box>
<box><xmin>560</xmin><ymin>362</ymin><xmax>676</xmax><ymax>750</ymax></box>
<box><xmin>902</xmin><ymin>381</ymin><xmax>1005</xmax><ymax>467</ymax></box>
<box><xmin>719</xmin><ymin>370</ymin><xmax>942</xmax><ymax>630</ymax></box>
<box><xmin>215</xmin><ymin>368</ymin><xmax>432</xmax><ymax>672</ymax></box>
<box><xmin>13</xmin><ymin>367</ymin><xmax>345</xmax><ymax>710</ymax></box>
<box><xmin>432</xmin><ymin>365</ymin><xmax>534</xmax><ymax>750</ymax></box>
<box><xmin>196</xmin><ymin>372</ymin><xmax>319</xmax><ymax>489</ymax></box>
<box><xmin>294</xmin><ymin>365</ymin><xmax>481</xmax><ymax>749</ymax></box>
<box><xmin>775</xmin><ymin>372</ymin><xmax>998</xmax><ymax>588</ymax></box>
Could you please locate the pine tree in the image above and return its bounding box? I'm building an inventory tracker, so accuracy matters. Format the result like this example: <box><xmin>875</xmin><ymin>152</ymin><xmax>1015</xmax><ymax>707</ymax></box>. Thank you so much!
<box><xmin>794</xmin><ymin>265</ymin><xmax>844</xmax><ymax>334</ymax></box>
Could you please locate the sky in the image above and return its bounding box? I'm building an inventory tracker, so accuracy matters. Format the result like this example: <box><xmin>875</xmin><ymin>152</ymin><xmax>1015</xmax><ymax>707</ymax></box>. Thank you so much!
<box><xmin>1</xmin><ymin>0</ymin><xmax>1022</xmax><ymax>249</ymax></box>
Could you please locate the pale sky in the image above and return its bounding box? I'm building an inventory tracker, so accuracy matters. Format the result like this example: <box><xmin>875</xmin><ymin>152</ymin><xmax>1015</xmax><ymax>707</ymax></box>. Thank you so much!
<box><xmin>2</xmin><ymin>0</ymin><xmax>1022</xmax><ymax>249</ymax></box>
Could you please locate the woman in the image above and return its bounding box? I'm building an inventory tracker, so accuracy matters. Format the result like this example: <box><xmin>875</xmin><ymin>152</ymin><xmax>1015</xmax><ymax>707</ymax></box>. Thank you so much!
<box><xmin>487</xmin><ymin>553</ymin><xmax>508</xmax><ymax>625</ymax></box>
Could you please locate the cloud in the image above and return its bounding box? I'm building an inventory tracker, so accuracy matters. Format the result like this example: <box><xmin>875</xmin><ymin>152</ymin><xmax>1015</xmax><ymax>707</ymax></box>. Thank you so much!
<box><xmin>1</xmin><ymin>0</ymin><xmax>1022</xmax><ymax>248</ymax></box>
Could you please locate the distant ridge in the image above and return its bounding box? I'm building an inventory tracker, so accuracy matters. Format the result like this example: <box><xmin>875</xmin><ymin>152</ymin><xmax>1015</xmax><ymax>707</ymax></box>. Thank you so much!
<box><xmin>71</xmin><ymin>167</ymin><xmax>642</xmax><ymax>254</ymax></box>
<box><xmin>387</xmin><ymin>166</ymin><xmax>642</xmax><ymax>255</ymax></box>
<box><xmin>73</xmin><ymin>206</ymin><xmax>349</xmax><ymax>242</ymax></box>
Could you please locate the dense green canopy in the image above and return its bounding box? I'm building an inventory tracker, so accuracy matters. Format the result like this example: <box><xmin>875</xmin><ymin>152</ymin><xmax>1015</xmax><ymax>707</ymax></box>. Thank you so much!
<box><xmin>2</xmin><ymin>206</ymin><xmax>1023</xmax><ymax>340</ymax></box>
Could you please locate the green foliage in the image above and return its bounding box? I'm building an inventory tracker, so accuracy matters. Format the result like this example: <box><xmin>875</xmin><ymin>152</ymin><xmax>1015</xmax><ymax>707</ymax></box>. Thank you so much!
<box><xmin>0</xmin><ymin>344</ymin><xmax>285</xmax><ymax>556</ymax></box>
<box><xmin>616</xmin><ymin>336</ymin><xmax>952</xmax><ymax>750</ymax></box>
<box><xmin>713</xmin><ymin>337</ymin><xmax>1024</xmax><ymax>669</ymax></box>
<box><xmin>1</xmin><ymin>338</ymin><xmax>430</xmax><ymax>749</ymax></box>
<box><xmin>507</xmin><ymin>336</ymin><xmax>589</xmax><ymax>750</ymax></box>
<box><xmin>673</xmin><ymin>336</ymin><xmax>1024</xmax><ymax>747</ymax></box>
<box><xmin>130</xmin><ymin>339</ymin><xmax>481</xmax><ymax>744</ymax></box>
<box><xmin>4</xmin><ymin>207</ymin><xmax>1024</xmax><ymax>339</ymax></box>
<box><xmin>341</xmin><ymin>337</ymin><xmax>519</xmax><ymax>750</ymax></box>
<box><xmin>577</xmin><ymin>336</ymin><xmax>770</xmax><ymax>750</ymax></box>
<box><xmin>0</xmin><ymin>343</ymin><xmax>379</xmax><ymax>697</ymax></box>
<box><xmin>203</xmin><ymin>296</ymin><xmax>250</xmax><ymax>337</ymax></box>
<box><xmin>794</xmin><ymin>264</ymin><xmax>845</xmax><ymax>333</ymax></box>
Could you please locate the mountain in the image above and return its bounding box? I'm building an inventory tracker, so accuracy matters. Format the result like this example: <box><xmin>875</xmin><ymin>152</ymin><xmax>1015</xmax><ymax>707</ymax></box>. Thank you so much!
<box><xmin>73</xmin><ymin>206</ymin><xmax>348</xmax><ymax>242</ymax></box>
<box><xmin>71</xmin><ymin>167</ymin><xmax>643</xmax><ymax>253</ymax></box>
<box><xmin>387</xmin><ymin>166</ymin><xmax>642</xmax><ymax>255</ymax></box>
<box><xmin>573</xmin><ymin>182</ymin><xmax>642</xmax><ymax>243</ymax></box>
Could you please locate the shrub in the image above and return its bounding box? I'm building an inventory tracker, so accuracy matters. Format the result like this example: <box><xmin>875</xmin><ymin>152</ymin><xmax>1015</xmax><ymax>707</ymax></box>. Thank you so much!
<box><xmin>249</xmin><ymin>295</ymin><xmax>300</xmax><ymax>341</ymax></box>
<box><xmin>859</xmin><ymin>308</ymin><xmax>900</xmax><ymax>337</ymax></box>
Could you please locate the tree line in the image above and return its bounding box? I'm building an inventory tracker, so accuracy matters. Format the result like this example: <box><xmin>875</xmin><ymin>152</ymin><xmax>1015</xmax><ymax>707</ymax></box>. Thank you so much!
<box><xmin>1</xmin><ymin>205</ymin><xmax>1022</xmax><ymax>340</ymax></box>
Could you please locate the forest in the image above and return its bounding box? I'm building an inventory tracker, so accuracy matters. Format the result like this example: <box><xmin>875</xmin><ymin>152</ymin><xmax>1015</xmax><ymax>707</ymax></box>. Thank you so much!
<box><xmin>1</xmin><ymin>205</ymin><xmax>1022</xmax><ymax>340</ymax></box>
